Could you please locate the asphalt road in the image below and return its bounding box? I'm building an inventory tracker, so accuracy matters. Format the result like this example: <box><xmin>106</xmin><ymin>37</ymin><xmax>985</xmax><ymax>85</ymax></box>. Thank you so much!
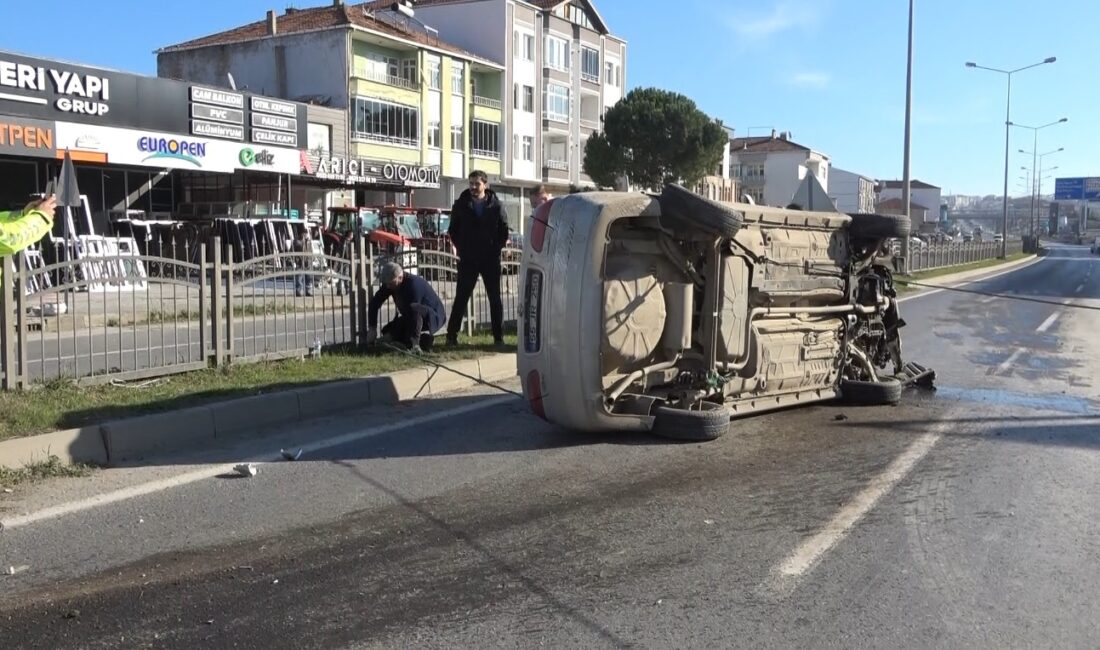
<box><xmin>2</xmin><ymin>244</ymin><xmax>1099</xmax><ymax>648</ymax></box>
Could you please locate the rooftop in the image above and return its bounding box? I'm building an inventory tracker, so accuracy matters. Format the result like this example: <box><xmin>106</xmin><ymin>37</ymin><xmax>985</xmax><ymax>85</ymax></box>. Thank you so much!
<box><xmin>157</xmin><ymin>1</ymin><xmax>502</xmax><ymax>68</ymax></box>
<box><xmin>878</xmin><ymin>179</ymin><xmax>941</xmax><ymax>190</ymax></box>
<box><xmin>729</xmin><ymin>132</ymin><xmax>812</xmax><ymax>153</ymax></box>
<box><xmin>371</xmin><ymin>0</ymin><xmax>611</xmax><ymax>34</ymax></box>
<box><xmin>877</xmin><ymin>197</ymin><xmax>930</xmax><ymax>211</ymax></box>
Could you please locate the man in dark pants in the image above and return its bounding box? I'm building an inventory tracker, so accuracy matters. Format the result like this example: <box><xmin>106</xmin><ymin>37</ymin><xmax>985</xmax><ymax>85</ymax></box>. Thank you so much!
<box><xmin>365</xmin><ymin>261</ymin><xmax>446</xmax><ymax>354</ymax></box>
<box><xmin>446</xmin><ymin>170</ymin><xmax>510</xmax><ymax>346</ymax></box>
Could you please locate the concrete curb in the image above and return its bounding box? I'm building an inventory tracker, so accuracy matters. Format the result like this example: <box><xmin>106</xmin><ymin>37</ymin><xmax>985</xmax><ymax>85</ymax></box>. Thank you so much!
<box><xmin>899</xmin><ymin>254</ymin><xmax>1039</xmax><ymax>293</ymax></box>
<box><xmin>0</xmin><ymin>353</ymin><xmax>518</xmax><ymax>470</ymax></box>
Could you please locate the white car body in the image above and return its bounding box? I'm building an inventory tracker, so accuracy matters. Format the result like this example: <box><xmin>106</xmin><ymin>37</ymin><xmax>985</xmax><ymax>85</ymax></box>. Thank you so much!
<box><xmin>518</xmin><ymin>188</ymin><xmax>932</xmax><ymax>438</ymax></box>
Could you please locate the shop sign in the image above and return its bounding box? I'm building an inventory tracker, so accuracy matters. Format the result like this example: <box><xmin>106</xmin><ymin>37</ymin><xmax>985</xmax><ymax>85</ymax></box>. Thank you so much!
<box><xmin>0</xmin><ymin>58</ymin><xmax>111</xmax><ymax>117</ymax></box>
<box><xmin>0</xmin><ymin>117</ymin><xmax>56</xmax><ymax>159</ymax></box>
<box><xmin>300</xmin><ymin>154</ymin><xmax>441</xmax><ymax>189</ymax></box>
<box><xmin>0</xmin><ymin>49</ymin><xmax>307</xmax><ymax>148</ymax></box>
<box><xmin>54</xmin><ymin>121</ymin><xmax>303</xmax><ymax>174</ymax></box>
<box><xmin>239</xmin><ymin>147</ymin><xmax>276</xmax><ymax>168</ymax></box>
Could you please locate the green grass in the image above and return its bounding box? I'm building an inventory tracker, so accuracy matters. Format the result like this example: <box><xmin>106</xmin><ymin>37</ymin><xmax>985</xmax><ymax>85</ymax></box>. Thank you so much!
<box><xmin>0</xmin><ymin>333</ymin><xmax>514</xmax><ymax>441</ymax></box>
<box><xmin>0</xmin><ymin>455</ymin><xmax>96</xmax><ymax>489</ymax></box>
<box><xmin>895</xmin><ymin>252</ymin><xmax>1031</xmax><ymax>293</ymax></box>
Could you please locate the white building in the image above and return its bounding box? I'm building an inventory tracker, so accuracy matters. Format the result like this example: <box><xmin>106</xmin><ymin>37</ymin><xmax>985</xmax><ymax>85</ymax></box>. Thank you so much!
<box><xmin>728</xmin><ymin>131</ymin><xmax>830</xmax><ymax>207</ymax></box>
<box><xmin>403</xmin><ymin>0</ymin><xmax>627</xmax><ymax>197</ymax></box>
<box><xmin>829</xmin><ymin>167</ymin><xmax>876</xmax><ymax>213</ymax></box>
<box><xmin>876</xmin><ymin>179</ymin><xmax>942</xmax><ymax>226</ymax></box>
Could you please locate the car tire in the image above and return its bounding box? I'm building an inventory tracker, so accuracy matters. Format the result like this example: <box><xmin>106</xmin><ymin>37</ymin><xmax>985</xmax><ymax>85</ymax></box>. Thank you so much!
<box><xmin>658</xmin><ymin>184</ymin><xmax>744</xmax><ymax>238</ymax></box>
<box><xmin>839</xmin><ymin>378</ymin><xmax>903</xmax><ymax>406</ymax></box>
<box><xmin>847</xmin><ymin>213</ymin><xmax>911</xmax><ymax>240</ymax></box>
<box><xmin>651</xmin><ymin>402</ymin><xmax>731</xmax><ymax>442</ymax></box>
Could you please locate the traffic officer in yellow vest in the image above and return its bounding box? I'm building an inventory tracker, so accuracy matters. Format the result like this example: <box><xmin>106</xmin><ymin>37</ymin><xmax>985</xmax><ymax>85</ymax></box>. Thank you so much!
<box><xmin>0</xmin><ymin>195</ymin><xmax>56</xmax><ymax>280</ymax></box>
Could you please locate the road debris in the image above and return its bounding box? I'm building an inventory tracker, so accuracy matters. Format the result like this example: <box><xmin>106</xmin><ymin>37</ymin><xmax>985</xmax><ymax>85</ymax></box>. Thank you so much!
<box><xmin>281</xmin><ymin>448</ymin><xmax>303</xmax><ymax>461</ymax></box>
<box><xmin>3</xmin><ymin>488</ymin><xmax>13</xmax><ymax>493</ymax></box>
<box><xmin>234</xmin><ymin>463</ymin><xmax>258</xmax><ymax>478</ymax></box>
<box><xmin>8</xmin><ymin>564</ymin><xmax>29</xmax><ymax>576</ymax></box>
<box><xmin>703</xmin><ymin>519</ymin><xmax>716</xmax><ymax>525</ymax></box>
<box><xmin>834</xmin><ymin>414</ymin><xmax>849</xmax><ymax>421</ymax></box>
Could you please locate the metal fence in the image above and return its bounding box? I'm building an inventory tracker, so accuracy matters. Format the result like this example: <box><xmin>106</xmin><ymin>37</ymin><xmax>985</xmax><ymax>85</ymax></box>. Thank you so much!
<box><xmin>1</xmin><ymin>235</ymin><xmax>521</xmax><ymax>389</ymax></box>
<box><xmin>901</xmin><ymin>240</ymin><xmax>1024</xmax><ymax>274</ymax></box>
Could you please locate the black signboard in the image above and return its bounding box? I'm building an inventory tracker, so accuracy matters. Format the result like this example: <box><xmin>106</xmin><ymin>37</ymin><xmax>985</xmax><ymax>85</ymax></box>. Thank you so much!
<box><xmin>0</xmin><ymin>49</ymin><xmax>307</xmax><ymax>148</ymax></box>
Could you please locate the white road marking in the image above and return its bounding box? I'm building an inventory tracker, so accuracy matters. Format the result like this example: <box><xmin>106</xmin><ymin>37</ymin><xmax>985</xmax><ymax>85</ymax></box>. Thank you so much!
<box><xmin>1036</xmin><ymin>313</ymin><xmax>1060</xmax><ymax>333</ymax></box>
<box><xmin>0</xmin><ymin>395</ymin><xmax>517</xmax><ymax>531</ymax></box>
<box><xmin>764</xmin><ymin>423</ymin><xmax>948</xmax><ymax>594</ymax></box>
<box><xmin>1076</xmin><ymin>284</ymin><xmax>1085</xmax><ymax>294</ymax></box>
<box><xmin>997</xmin><ymin>348</ymin><xmax>1026</xmax><ymax>374</ymax></box>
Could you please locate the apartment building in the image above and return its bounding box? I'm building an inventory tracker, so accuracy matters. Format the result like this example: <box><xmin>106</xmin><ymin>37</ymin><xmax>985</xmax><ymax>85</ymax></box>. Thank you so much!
<box><xmin>395</xmin><ymin>0</ymin><xmax>628</xmax><ymax>202</ymax></box>
<box><xmin>876</xmin><ymin>179</ymin><xmax>942</xmax><ymax>229</ymax></box>
<box><xmin>728</xmin><ymin>131</ymin><xmax>830</xmax><ymax>207</ymax></box>
<box><xmin>156</xmin><ymin>1</ymin><xmax>506</xmax><ymax>218</ymax></box>
<box><xmin>829</xmin><ymin>167</ymin><xmax>876</xmax><ymax>213</ymax></box>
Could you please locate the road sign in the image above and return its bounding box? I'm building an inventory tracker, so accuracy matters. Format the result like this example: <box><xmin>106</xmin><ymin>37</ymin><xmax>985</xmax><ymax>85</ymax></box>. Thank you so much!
<box><xmin>1054</xmin><ymin>177</ymin><xmax>1100</xmax><ymax>201</ymax></box>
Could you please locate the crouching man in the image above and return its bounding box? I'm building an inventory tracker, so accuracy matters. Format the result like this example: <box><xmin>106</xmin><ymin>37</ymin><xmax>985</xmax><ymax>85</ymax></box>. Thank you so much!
<box><xmin>365</xmin><ymin>261</ymin><xmax>446</xmax><ymax>354</ymax></box>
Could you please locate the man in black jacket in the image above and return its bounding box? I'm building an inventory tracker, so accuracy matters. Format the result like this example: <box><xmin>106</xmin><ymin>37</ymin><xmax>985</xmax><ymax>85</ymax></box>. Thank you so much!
<box><xmin>366</xmin><ymin>261</ymin><xmax>446</xmax><ymax>354</ymax></box>
<box><xmin>446</xmin><ymin>170</ymin><xmax>510</xmax><ymax>346</ymax></box>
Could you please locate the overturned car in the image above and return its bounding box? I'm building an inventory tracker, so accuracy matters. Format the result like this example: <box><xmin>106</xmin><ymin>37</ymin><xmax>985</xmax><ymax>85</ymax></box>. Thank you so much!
<box><xmin>517</xmin><ymin>185</ymin><xmax>934</xmax><ymax>441</ymax></box>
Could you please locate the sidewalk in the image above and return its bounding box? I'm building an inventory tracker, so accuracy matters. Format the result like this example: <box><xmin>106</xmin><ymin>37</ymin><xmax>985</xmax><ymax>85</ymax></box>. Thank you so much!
<box><xmin>0</xmin><ymin>351</ymin><xmax>519</xmax><ymax>470</ymax></box>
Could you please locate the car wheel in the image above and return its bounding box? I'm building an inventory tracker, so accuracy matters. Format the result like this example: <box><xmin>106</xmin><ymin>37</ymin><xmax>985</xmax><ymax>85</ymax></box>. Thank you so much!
<box><xmin>839</xmin><ymin>378</ymin><xmax>903</xmax><ymax>406</ymax></box>
<box><xmin>847</xmin><ymin>213</ymin><xmax>912</xmax><ymax>240</ymax></box>
<box><xmin>657</xmin><ymin>184</ymin><xmax>744</xmax><ymax>238</ymax></box>
<box><xmin>651</xmin><ymin>402</ymin><xmax>731</xmax><ymax>442</ymax></box>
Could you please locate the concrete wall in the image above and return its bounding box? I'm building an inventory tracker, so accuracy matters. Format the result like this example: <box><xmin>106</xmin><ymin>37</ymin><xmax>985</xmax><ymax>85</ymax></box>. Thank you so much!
<box><xmin>157</xmin><ymin>29</ymin><xmax>350</xmax><ymax>109</ymax></box>
<box><xmin>412</xmin><ymin>0</ymin><xmax>509</xmax><ymax>63</ymax></box>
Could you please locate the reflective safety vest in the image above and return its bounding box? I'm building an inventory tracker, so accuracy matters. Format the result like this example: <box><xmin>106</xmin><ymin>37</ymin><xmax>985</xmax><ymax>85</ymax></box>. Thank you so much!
<box><xmin>0</xmin><ymin>206</ymin><xmax>53</xmax><ymax>281</ymax></box>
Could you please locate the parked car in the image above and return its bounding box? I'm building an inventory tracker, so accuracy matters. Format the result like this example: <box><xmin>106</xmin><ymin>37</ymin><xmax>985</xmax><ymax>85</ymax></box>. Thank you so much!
<box><xmin>1091</xmin><ymin>236</ymin><xmax>1100</xmax><ymax>254</ymax></box>
<box><xmin>517</xmin><ymin>185</ymin><xmax>935</xmax><ymax>441</ymax></box>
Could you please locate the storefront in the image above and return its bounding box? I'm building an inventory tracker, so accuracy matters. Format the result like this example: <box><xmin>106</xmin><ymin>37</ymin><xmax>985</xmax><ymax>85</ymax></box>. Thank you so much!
<box><xmin>0</xmin><ymin>49</ymin><xmax>307</xmax><ymax>227</ymax></box>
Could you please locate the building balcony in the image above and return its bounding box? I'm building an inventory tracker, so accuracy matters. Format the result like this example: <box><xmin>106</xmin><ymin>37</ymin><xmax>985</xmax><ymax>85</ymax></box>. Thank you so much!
<box><xmin>352</xmin><ymin>66</ymin><xmax>417</xmax><ymax>90</ymax></box>
<box><xmin>471</xmin><ymin>149</ymin><xmax>501</xmax><ymax>160</ymax></box>
<box><xmin>473</xmin><ymin>95</ymin><xmax>502</xmax><ymax>110</ymax></box>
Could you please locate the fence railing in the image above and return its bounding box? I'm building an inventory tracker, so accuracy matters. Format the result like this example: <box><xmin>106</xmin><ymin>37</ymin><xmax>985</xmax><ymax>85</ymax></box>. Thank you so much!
<box><xmin>1</xmin><ymin>236</ymin><xmax>522</xmax><ymax>390</ymax></box>
<box><xmin>898</xmin><ymin>239</ymin><xmax>1023</xmax><ymax>274</ymax></box>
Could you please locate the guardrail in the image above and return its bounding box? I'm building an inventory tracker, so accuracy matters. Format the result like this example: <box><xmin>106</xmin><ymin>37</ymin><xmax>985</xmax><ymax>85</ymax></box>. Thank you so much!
<box><xmin>896</xmin><ymin>239</ymin><xmax>1024</xmax><ymax>274</ymax></box>
<box><xmin>1</xmin><ymin>236</ymin><xmax>522</xmax><ymax>390</ymax></box>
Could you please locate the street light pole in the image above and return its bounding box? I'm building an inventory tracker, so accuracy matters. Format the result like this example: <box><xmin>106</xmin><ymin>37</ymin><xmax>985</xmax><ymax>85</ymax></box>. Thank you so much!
<box><xmin>1019</xmin><ymin>145</ymin><xmax>1064</xmax><ymax>239</ymax></box>
<box><xmin>1010</xmin><ymin>118</ymin><xmax>1066</xmax><ymax>241</ymax></box>
<box><xmin>901</xmin><ymin>0</ymin><xmax>914</xmax><ymax>272</ymax></box>
<box><xmin>966</xmin><ymin>56</ymin><xmax>1056</xmax><ymax>258</ymax></box>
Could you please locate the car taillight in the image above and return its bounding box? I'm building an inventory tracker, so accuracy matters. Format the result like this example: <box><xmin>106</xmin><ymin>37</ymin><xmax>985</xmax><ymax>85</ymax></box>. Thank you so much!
<box><xmin>529</xmin><ymin>199</ymin><xmax>555</xmax><ymax>254</ymax></box>
<box><xmin>526</xmin><ymin>369</ymin><xmax>547</xmax><ymax>420</ymax></box>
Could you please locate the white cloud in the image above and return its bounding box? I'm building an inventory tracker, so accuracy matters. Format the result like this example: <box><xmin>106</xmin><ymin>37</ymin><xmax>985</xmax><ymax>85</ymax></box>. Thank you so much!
<box><xmin>726</xmin><ymin>1</ymin><xmax>822</xmax><ymax>39</ymax></box>
<box><xmin>790</xmin><ymin>72</ymin><xmax>830</xmax><ymax>89</ymax></box>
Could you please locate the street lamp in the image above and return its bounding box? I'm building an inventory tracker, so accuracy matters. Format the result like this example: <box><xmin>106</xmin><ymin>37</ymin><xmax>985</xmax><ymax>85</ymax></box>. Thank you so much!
<box><xmin>900</xmin><ymin>0</ymin><xmax>914</xmax><ymax>272</ymax></box>
<box><xmin>1019</xmin><ymin>146</ymin><xmax>1064</xmax><ymax>237</ymax></box>
<box><xmin>1011</xmin><ymin>117</ymin><xmax>1067</xmax><ymax>237</ymax></box>
<box><xmin>966</xmin><ymin>55</ymin><xmax>1057</xmax><ymax>257</ymax></box>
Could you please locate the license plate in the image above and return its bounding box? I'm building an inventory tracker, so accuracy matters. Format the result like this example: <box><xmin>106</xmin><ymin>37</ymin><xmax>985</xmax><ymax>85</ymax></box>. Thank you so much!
<box><xmin>523</xmin><ymin>269</ymin><xmax>543</xmax><ymax>354</ymax></box>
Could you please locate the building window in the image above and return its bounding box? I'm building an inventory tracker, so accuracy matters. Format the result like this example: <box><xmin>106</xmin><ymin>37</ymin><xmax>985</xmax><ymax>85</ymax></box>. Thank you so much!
<box><xmin>451</xmin><ymin>65</ymin><xmax>465</xmax><ymax>95</ymax></box>
<box><xmin>402</xmin><ymin>59</ymin><xmax>417</xmax><ymax>84</ymax></box>
<box><xmin>353</xmin><ymin>97</ymin><xmax>420</xmax><ymax>147</ymax></box>
<box><xmin>739</xmin><ymin>163</ymin><xmax>765</xmax><ymax>180</ymax></box>
<box><xmin>581</xmin><ymin>47</ymin><xmax>600</xmax><ymax>83</ymax></box>
<box><xmin>523</xmin><ymin>85</ymin><xmax>534</xmax><ymax>112</ymax></box>
<box><xmin>470</xmin><ymin>120</ymin><xmax>500</xmax><ymax>159</ymax></box>
<box><xmin>545</xmin><ymin>83</ymin><xmax>570</xmax><ymax>122</ymax></box>
<box><xmin>545</xmin><ymin>36</ymin><xmax>570</xmax><ymax>71</ymax></box>
<box><xmin>513</xmin><ymin>30</ymin><xmax>520</xmax><ymax>59</ymax></box>
<box><xmin>522</xmin><ymin>136</ymin><xmax>534</xmax><ymax>162</ymax></box>
<box><xmin>427</xmin><ymin>59</ymin><xmax>441</xmax><ymax>90</ymax></box>
<box><xmin>428</xmin><ymin>121</ymin><xmax>441</xmax><ymax>148</ymax></box>
<box><xmin>567</xmin><ymin>2</ymin><xmax>594</xmax><ymax>29</ymax></box>
<box><xmin>524</xmin><ymin>34</ymin><xmax>535</xmax><ymax>61</ymax></box>
<box><xmin>307</xmin><ymin>123</ymin><xmax>331</xmax><ymax>156</ymax></box>
<box><xmin>451</xmin><ymin>124</ymin><xmax>464</xmax><ymax>151</ymax></box>
<box><xmin>605</xmin><ymin>61</ymin><xmax>621</xmax><ymax>87</ymax></box>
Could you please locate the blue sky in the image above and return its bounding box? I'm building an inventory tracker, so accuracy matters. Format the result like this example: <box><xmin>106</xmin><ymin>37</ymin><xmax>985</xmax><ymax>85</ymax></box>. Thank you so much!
<box><xmin>1</xmin><ymin>0</ymin><xmax>1095</xmax><ymax>196</ymax></box>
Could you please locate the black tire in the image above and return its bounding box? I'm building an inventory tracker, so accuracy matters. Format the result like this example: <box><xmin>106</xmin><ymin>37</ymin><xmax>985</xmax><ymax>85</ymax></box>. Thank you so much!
<box><xmin>651</xmin><ymin>402</ymin><xmax>731</xmax><ymax>442</ymax></box>
<box><xmin>658</xmin><ymin>184</ymin><xmax>744</xmax><ymax>238</ymax></box>
<box><xmin>839</xmin><ymin>378</ymin><xmax>903</xmax><ymax>406</ymax></box>
<box><xmin>847</xmin><ymin>213</ymin><xmax>911</xmax><ymax>240</ymax></box>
